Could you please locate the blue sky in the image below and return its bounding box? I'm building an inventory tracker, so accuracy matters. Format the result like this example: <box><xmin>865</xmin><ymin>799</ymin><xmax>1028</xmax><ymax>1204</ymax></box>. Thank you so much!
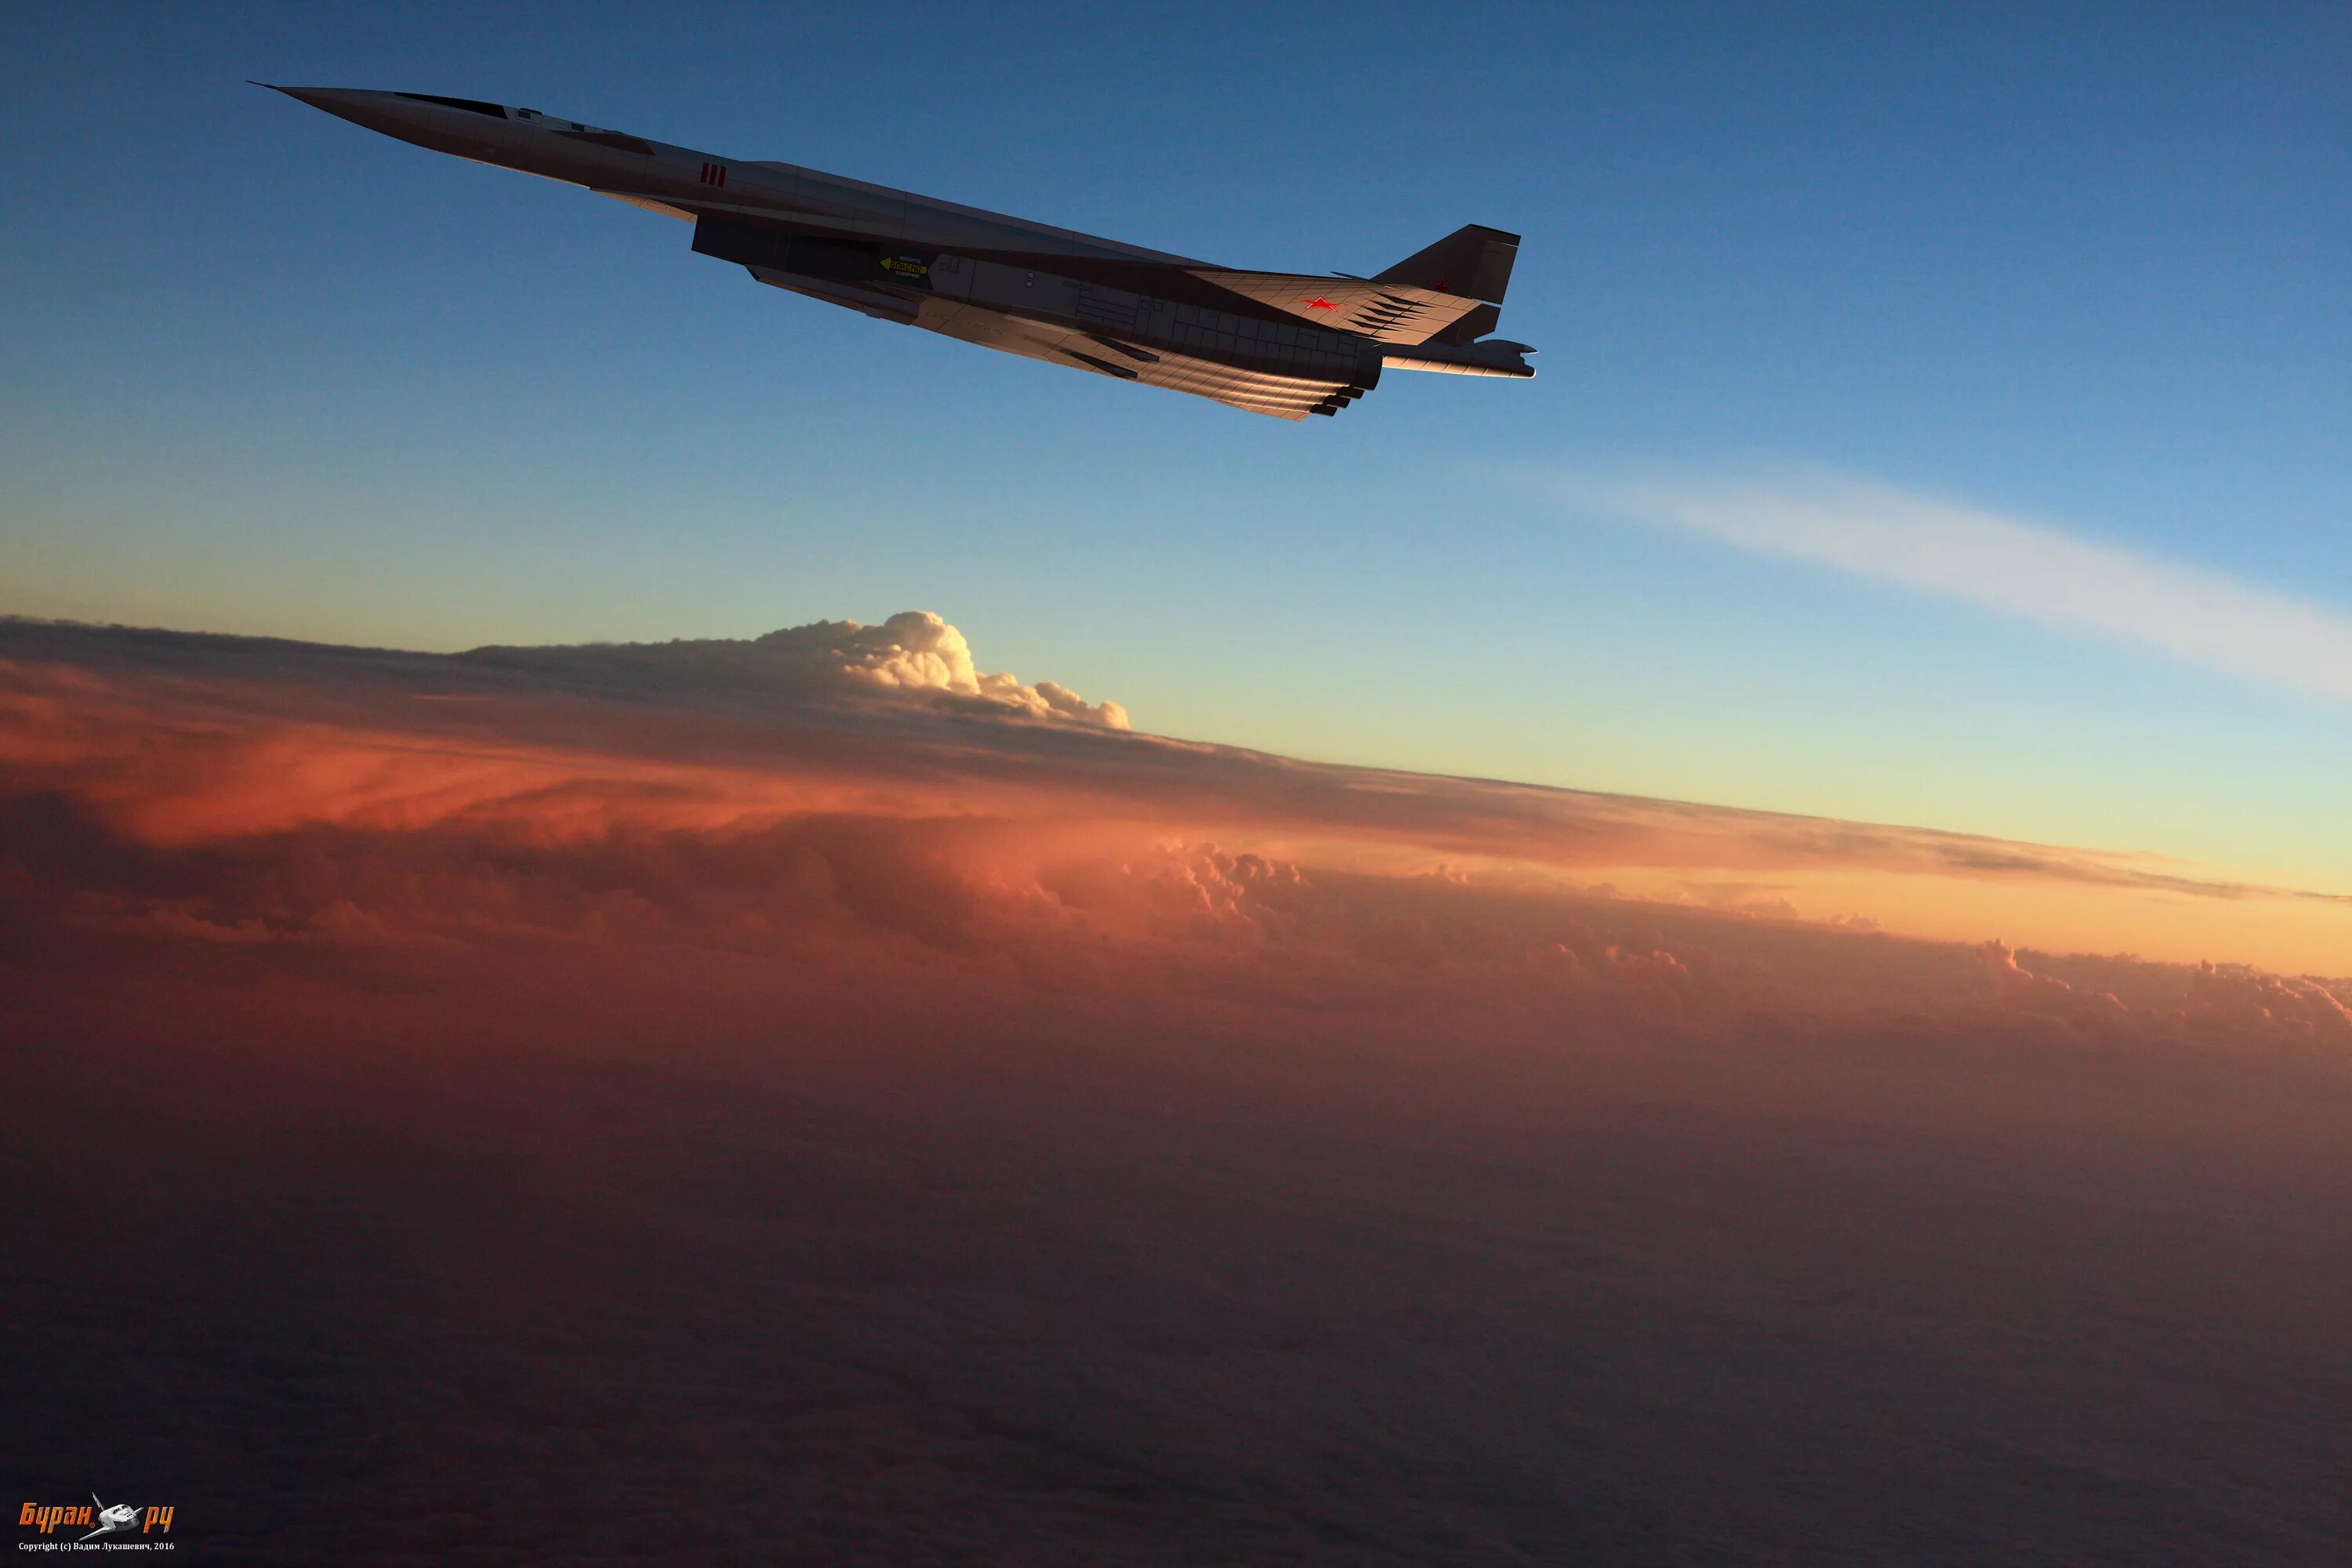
<box><xmin>3</xmin><ymin>1</ymin><xmax>2347</xmax><ymax>885</ymax></box>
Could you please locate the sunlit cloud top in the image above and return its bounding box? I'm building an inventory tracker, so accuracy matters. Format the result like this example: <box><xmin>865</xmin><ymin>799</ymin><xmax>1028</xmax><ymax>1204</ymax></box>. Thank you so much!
<box><xmin>6</xmin><ymin>613</ymin><xmax>2349</xmax><ymax>978</ymax></box>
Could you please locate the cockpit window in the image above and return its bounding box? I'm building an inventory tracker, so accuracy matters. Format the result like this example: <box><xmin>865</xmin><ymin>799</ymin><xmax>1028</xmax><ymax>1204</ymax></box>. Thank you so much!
<box><xmin>394</xmin><ymin>93</ymin><xmax>507</xmax><ymax>119</ymax></box>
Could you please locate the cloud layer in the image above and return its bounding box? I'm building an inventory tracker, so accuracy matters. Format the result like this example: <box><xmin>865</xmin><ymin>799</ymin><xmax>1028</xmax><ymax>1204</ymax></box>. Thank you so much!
<box><xmin>1575</xmin><ymin>471</ymin><xmax>2352</xmax><ymax>704</ymax></box>
<box><xmin>9</xmin><ymin>615</ymin><xmax>2352</xmax><ymax>1563</ymax></box>
<box><xmin>2</xmin><ymin>615</ymin><xmax>2344</xmax><ymax>1042</ymax></box>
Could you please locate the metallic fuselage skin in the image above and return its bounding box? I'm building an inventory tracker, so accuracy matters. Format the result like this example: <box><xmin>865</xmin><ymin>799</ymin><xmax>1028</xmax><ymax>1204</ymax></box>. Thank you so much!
<box><xmin>271</xmin><ymin>88</ymin><xmax>1532</xmax><ymax>419</ymax></box>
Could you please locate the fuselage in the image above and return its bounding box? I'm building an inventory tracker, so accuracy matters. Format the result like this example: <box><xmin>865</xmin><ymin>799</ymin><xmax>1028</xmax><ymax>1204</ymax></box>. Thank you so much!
<box><xmin>278</xmin><ymin>88</ymin><xmax>1205</xmax><ymax>262</ymax></box>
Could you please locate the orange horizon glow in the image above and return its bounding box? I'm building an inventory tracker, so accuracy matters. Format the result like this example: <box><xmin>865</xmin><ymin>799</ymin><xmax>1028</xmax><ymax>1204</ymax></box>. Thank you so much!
<box><xmin>5</xmin><ymin>646</ymin><xmax>2348</xmax><ymax>979</ymax></box>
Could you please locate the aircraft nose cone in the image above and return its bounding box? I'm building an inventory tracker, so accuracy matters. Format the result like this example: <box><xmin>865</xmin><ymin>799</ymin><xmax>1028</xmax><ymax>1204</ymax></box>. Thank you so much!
<box><xmin>266</xmin><ymin>84</ymin><xmax>370</xmax><ymax>116</ymax></box>
<box><xmin>257</xmin><ymin>85</ymin><xmax>427</xmax><ymax>140</ymax></box>
<box><xmin>259</xmin><ymin>84</ymin><xmax>332</xmax><ymax>107</ymax></box>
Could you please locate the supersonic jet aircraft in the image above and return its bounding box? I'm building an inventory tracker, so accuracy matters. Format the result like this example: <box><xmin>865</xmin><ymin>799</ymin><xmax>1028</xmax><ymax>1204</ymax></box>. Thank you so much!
<box><xmin>266</xmin><ymin>85</ymin><xmax>1535</xmax><ymax>421</ymax></box>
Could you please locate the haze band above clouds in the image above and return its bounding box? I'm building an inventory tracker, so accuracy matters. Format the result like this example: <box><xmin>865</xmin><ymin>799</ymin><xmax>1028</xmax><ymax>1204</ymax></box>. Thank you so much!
<box><xmin>1567</xmin><ymin>472</ymin><xmax>2352</xmax><ymax>705</ymax></box>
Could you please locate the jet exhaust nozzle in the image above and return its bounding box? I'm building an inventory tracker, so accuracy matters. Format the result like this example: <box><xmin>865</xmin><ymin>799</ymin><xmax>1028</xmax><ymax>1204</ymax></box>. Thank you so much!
<box><xmin>1379</xmin><ymin>339</ymin><xmax>1536</xmax><ymax>378</ymax></box>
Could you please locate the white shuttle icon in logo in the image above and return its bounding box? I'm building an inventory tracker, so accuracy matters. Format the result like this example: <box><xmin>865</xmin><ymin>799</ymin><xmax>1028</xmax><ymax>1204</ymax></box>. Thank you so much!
<box><xmin>82</xmin><ymin>1495</ymin><xmax>140</xmax><ymax>1542</ymax></box>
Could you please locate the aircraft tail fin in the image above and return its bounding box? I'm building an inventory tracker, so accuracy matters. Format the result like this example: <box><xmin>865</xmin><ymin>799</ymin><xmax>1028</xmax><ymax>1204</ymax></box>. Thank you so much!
<box><xmin>1373</xmin><ymin>224</ymin><xmax>1519</xmax><ymax>304</ymax></box>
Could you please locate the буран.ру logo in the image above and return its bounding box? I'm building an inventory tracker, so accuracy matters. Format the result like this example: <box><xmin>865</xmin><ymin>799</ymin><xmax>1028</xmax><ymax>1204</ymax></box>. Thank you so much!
<box><xmin>18</xmin><ymin>1493</ymin><xmax>175</xmax><ymax>1544</ymax></box>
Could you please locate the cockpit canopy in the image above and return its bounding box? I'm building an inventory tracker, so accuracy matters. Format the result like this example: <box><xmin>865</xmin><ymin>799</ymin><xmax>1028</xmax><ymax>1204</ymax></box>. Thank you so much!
<box><xmin>393</xmin><ymin>92</ymin><xmax>506</xmax><ymax>118</ymax></box>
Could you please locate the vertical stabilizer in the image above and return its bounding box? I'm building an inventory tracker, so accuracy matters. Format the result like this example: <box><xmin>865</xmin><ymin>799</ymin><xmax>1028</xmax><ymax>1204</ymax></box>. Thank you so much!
<box><xmin>1373</xmin><ymin>224</ymin><xmax>1519</xmax><ymax>303</ymax></box>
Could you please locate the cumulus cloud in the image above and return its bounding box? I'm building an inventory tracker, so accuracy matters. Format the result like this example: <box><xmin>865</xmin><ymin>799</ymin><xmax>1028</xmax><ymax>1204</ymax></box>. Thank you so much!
<box><xmin>467</xmin><ymin>609</ymin><xmax>1130</xmax><ymax>728</ymax></box>
<box><xmin>1566</xmin><ymin>470</ymin><xmax>2352</xmax><ymax>705</ymax></box>
<box><xmin>2180</xmin><ymin>960</ymin><xmax>2352</xmax><ymax>1047</ymax></box>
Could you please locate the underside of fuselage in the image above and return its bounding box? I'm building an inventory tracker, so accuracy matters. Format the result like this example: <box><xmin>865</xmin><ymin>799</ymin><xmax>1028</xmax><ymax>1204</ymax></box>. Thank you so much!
<box><xmin>750</xmin><ymin>266</ymin><xmax>1370</xmax><ymax>419</ymax></box>
<box><xmin>739</xmin><ymin>278</ymin><xmax>1374</xmax><ymax>423</ymax></box>
<box><xmin>709</xmin><ymin>220</ymin><xmax>1383</xmax><ymax>419</ymax></box>
<box><xmin>917</xmin><ymin>295</ymin><xmax>1373</xmax><ymax>420</ymax></box>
